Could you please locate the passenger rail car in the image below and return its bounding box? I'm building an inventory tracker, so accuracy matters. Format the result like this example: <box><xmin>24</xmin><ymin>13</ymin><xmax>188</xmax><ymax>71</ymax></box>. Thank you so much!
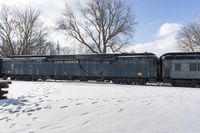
<box><xmin>0</xmin><ymin>53</ymin><xmax>159</xmax><ymax>85</ymax></box>
<box><xmin>161</xmin><ymin>52</ymin><xmax>200</xmax><ymax>87</ymax></box>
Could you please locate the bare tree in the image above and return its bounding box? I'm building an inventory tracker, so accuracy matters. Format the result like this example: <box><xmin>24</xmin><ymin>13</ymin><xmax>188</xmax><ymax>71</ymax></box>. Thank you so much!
<box><xmin>31</xmin><ymin>41</ymin><xmax>54</xmax><ymax>55</ymax></box>
<box><xmin>0</xmin><ymin>7</ymin><xmax>16</xmax><ymax>57</ymax></box>
<box><xmin>48</xmin><ymin>42</ymin><xmax>72</xmax><ymax>55</ymax></box>
<box><xmin>0</xmin><ymin>6</ymin><xmax>48</xmax><ymax>57</ymax></box>
<box><xmin>177</xmin><ymin>20</ymin><xmax>200</xmax><ymax>52</ymax></box>
<box><xmin>34</xmin><ymin>41</ymin><xmax>73</xmax><ymax>55</ymax></box>
<box><xmin>57</xmin><ymin>0</ymin><xmax>137</xmax><ymax>54</ymax></box>
<box><xmin>15</xmin><ymin>7</ymin><xmax>48</xmax><ymax>55</ymax></box>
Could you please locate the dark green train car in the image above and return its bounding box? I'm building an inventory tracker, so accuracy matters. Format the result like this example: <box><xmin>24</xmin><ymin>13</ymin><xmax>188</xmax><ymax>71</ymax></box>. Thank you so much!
<box><xmin>0</xmin><ymin>53</ymin><xmax>159</xmax><ymax>85</ymax></box>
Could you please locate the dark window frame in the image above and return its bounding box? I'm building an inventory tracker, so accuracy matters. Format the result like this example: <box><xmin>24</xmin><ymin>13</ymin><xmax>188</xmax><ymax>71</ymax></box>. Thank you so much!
<box><xmin>198</xmin><ymin>63</ymin><xmax>200</xmax><ymax>71</ymax></box>
<box><xmin>190</xmin><ymin>63</ymin><xmax>197</xmax><ymax>71</ymax></box>
<box><xmin>175</xmin><ymin>63</ymin><xmax>181</xmax><ymax>71</ymax></box>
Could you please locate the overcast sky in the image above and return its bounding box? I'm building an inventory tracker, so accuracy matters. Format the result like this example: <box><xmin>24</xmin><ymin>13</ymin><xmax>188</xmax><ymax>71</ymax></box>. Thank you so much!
<box><xmin>0</xmin><ymin>0</ymin><xmax>200</xmax><ymax>56</ymax></box>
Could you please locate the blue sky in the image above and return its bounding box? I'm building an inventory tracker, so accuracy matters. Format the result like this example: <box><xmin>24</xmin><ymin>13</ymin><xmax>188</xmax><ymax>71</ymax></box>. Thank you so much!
<box><xmin>126</xmin><ymin>0</ymin><xmax>200</xmax><ymax>43</ymax></box>
<box><xmin>0</xmin><ymin>0</ymin><xmax>199</xmax><ymax>55</ymax></box>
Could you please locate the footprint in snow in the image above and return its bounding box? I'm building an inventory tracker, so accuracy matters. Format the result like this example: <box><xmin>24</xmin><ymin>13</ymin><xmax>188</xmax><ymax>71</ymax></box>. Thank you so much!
<box><xmin>91</xmin><ymin>101</ymin><xmax>98</xmax><ymax>104</ymax></box>
<box><xmin>34</xmin><ymin>103</ymin><xmax>40</xmax><ymax>107</ymax></box>
<box><xmin>28</xmin><ymin>113</ymin><xmax>33</xmax><ymax>116</ymax></box>
<box><xmin>2</xmin><ymin>104</ymin><xmax>9</xmax><ymax>107</ymax></box>
<box><xmin>60</xmin><ymin>105</ymin><xmax>68</xmax><ymax>109</ymax></box>
<box><xmin>68</xmin><ymin>98</ymin><xmax>73</xmax><ymax>101</ymax></box>
<box><xmin>81</xmin><ymin>112</ymin><xmax>89</xmax><ymax>116</ymax></box>
<box><xmin>146</xmin><ymin>103</ymin><xmax>151</xmax><ymax>106</ymax></box>
<box><xmin>17</xmin><ymin>106</ymin><xmax>22</xmax><ymax>110</ymax></box>
<box><xmin>127</xmin><ymin>98</ymin><xmax>130</xmax><ymax>101</ymax></box>
<box><xmin>27</xmin><ymin>124</ymin><xmax>31</xmax><ymax>127</ymax></box>
<box><xmin>76</xmin><ymin>103</ymin><xmax>83</xmax><ymax>105</ymax></box>
<box><xmin>169</xmin><ymin>100</ymin><xmax>174</xmax><ymax>103</ymax></box>
<box><xmin>103</xmin><ymin>99</ymin><xmax>108</xmax><ymax>102</ymax></box>
<box><xmin>16</xmin><ymin>113</ymin><xmax>20</xmax><ymax>117</ymax></box>
<box><xmin>117</xmin><ymin>100</ymin><xmax>123</xmax><ymax>103</ymax></box>
<box><xmin>2</xmin><ymin>117</ymin><xmax>12</xmax><ymax>122</ymax></box>
<box><xmin>27</xmin><ymin>95</ymin><xmax>35</xmax><ymax>98</ymax></box>
<box><xmin>9</xmin><ymin>123</ymin><xmax>16</xmax><ymax>128</ymax></box>
<box><xmin>26</xmin><ymin>107</ymin><xmax>42</xmax><ymax>113</ymax></box>
<box><xmin>140</xmin><ymin>100</ymin><xmax>146</xmax><ymax>103</ymax></box>
<box><xmin>40</xmin><ymin>125</ymin><xmax>52</xmax><ymax>129</ymax></box>
<box><xmin>82</xmin><ymin>120</ymin><xmax>90</xmax><ymax>125</ymax></box>
<box><xmin>32</xmin><ymin>117</ymin><xmax>38</xmax><ymax>120</ymax></box>
<box><xmin>39</xmin><ymin>100</ymin><xmax>44</xmax><ymax>103</ymax></box>
<box><xmin>9</xmin><ymin>109</ymin><xmax>20</xmax><ymax>114</ymax></box>
<box><xmin>44</xmin><ymin>105</ymin><xmax>52</xmax><ymax>109</ymax></box>
<box><xmin>118</xmin><ymin>108</ymin><xmax>124</xmax><ymax>112</ymax></box>
<box><xmin>0</xmin><ymin>117</ymin><xmax>8</xmax><ymax>121</ymax></box>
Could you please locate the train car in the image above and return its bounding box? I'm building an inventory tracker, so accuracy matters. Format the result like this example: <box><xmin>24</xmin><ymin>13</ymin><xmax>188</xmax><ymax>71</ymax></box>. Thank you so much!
<box><xmin>160</xmin><ymin>52</ymin><xmax>200</xmax><ymax>87</ymax></box>
<box><xmin>0</xmin><ymin>53</ymin><xmax>159</xmax><ymax>85</ymax></box>
<box><xmin>0</xmin><ymin>56</ymin><xmax>46</xmax><ymax>81</ymax></box>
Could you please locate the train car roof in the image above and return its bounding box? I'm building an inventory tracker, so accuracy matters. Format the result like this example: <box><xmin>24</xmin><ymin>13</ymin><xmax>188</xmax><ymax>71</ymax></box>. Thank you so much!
<box><xmin>6</xmin><ymin>53</ymin><xmax>158</xmax><ymax>60</ymax></box>
<box><xmin>160</xmin><ymin>52</ymin><xmax>200</xmax><ymax>60</ymax></box>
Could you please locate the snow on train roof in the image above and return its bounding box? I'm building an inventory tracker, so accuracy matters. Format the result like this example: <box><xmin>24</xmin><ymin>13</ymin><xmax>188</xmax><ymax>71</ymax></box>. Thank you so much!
<box><xmin>7</xmin><ymin>53</ymin><xmax>157</xmax><ymax>59</ymax></box>
<box><xmin>2</xmin><ymin>54</ymin><xmax>157</xmax><ymax>62</ymax></box>
<box><xmin>160</xmin><ymin>52</ymin><xmax>200</xmax><ymax>60</ymax></box>
<box><xmin>2</xmin><ymin>57</ymin><xmax>46</xmax><ymax>61</ymax></box>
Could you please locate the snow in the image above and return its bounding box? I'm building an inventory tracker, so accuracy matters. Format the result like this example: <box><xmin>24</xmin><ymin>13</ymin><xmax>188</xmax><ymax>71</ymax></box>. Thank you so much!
<box><xmin>1</xmin><ymin>81</ymin><xmax>200</xmax><ymax>133</ymax></box>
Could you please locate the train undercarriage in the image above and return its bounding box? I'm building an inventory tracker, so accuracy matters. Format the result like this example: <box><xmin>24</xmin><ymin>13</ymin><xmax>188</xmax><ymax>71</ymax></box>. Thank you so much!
<box><xmin>171</xmin><ymin>79</ymin><xmax>200</xmax><ymax>87</ymax></box>
<box><xmin>4</xmin><ymin>74</ymin><xmax>153</xmax><ymax>85</ymax></box>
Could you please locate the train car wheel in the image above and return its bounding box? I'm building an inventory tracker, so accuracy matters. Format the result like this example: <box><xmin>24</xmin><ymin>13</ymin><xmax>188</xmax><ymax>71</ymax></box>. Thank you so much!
<box><xmin>112</xmin><ymin>79</ymin><xmax>120</xmax><ymax>84</ymax></box>
<box><xmin>126</xmin><ymin>80</ymin><xmax>133</xmax><ymax>85</ymax></box>
<box><xmin>3</xmin><ymin>75</ymin><xmax>8</xmax><ymax>80</ymax></box>
<box><xmin>32</xmin><ymin>76</ymin><xmax>38</xmax><ymax>81</ymax></box>
<box><xmin>10</xmin><ymin>76</ymin><xmax>15</xmax><ymax>80</ymax></box>
<box><xmin>42</xmin><ymin>77</ymin><xmax>47</xmax><ymax>81</ymax></box>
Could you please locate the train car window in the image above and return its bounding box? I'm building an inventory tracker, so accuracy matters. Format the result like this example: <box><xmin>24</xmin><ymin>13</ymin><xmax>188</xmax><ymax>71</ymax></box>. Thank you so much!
<box><xmin>190</xmin><ymin>63</ymin><xmax>197</xmax><ymax>71</ymax></box>
<box><xmin>105</xmin><ymin>61</ymin><xmax>109</xmax><ymax>64</ymax></box>
<box><xmin>143</xmin><ymin>59</ymin><xmax>146</xmax><ymax>64</ymax></box>
<box><xmin>119</xmin><ymin>60</ymin><xmax>123</xmax><ymax>63</ymax></box>
<box><xmin>198</xmin><ymin>63</ymin><xmax>200</xmax><ymax>71</ymax></box>
<box><xmin>175</xmin><ymin>63</ymin><xmax>181</xmax><ymax>71</ymax></box>
<box><xmin>11</xmin><ymin>64</ymin><xmax>14</xmax><ymax>69</ymax></box>
<box><xmin>140</xmin><ymin>58</ymin><xmax>143</xmax><ymax>63</ymax></box>
<box><xmin>164</xmin><ymin>60</ymin><xmax>170</xmax><ymax>67</ymax></box>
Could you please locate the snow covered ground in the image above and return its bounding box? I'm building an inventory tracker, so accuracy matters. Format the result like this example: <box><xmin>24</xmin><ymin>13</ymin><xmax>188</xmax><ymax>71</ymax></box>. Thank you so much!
<box><xmin>1</xmin><ymin>81</ymin><xmax>200</xmax><ymax>133</ymax></box>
